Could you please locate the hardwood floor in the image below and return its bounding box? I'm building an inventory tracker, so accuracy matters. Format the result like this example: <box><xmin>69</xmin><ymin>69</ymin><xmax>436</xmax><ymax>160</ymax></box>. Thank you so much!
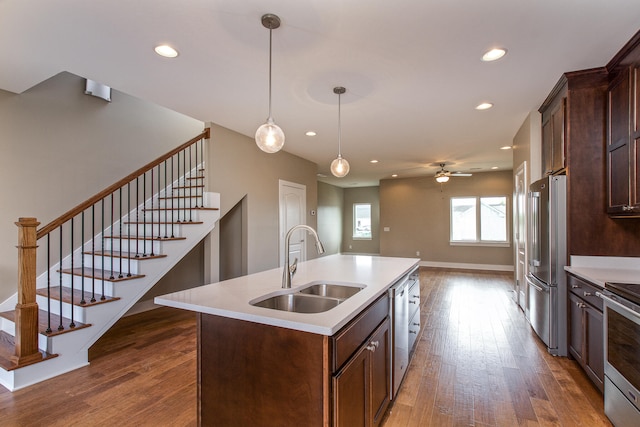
<box><xmin>383</xmin><ymin>268</ymin><xmax>610</xmax><ymax>427</ymax></box>
<box><xmin>0</xmin><ymin>268</ymin><xmax>611</xmax><ymax>426</ymax></box>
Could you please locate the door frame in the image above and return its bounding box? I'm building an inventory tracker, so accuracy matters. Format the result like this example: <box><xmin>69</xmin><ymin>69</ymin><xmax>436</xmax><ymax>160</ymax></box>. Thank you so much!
<box><xmin>514</xmin><ymin>161</ymin><xmax>528</xmax><ymax>312</ymax></box>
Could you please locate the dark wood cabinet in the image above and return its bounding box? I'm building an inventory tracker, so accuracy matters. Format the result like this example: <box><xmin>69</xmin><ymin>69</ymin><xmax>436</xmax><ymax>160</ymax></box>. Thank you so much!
<box><xmin>567</xmin><ymin>274</ymin><xmax>604</xmax><ymax>392</ymax></box>
<box><xmin>541</xmin><ymin>94</ymin><xmax>566</xmax><ymax>176</ymax></box>
<box><xmin>333</xmin><ymin>318</ymin><xmax>390</xmax><ymax>427</ymax></box>
<box><xmin>607</xmin><ymin>65</ymin><xmax>640</xmax><ymax>215</ymax></box>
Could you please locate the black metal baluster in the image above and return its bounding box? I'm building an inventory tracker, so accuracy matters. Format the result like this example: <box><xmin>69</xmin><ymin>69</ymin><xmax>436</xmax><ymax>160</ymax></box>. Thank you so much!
<box><xmin>118</xmin><ymin>188</ymin><xmax>123</xmax><ymax>278</ymax></box>
<box><xmin>46</xmin><ymin>234</ymin><xmax>52</xmax><ymax>334</ymax></box>
<box><xmin>135</xmin><ymin>177</ymin><xmax>140</xmax><ymax>258</ymax></box>
<box><xmin>127</xmin><ymin>182</ymin><xmax>132</xmax><ymax>277</ymax></box>
<box><xmin>150</xmin><ymin>168</ymin><xmax>155</xmax><ymax>257</ymax></box>
<box><xmin>58</xmin><ymin>226</ymin><xmax>64</xmax><ymax>331</ymax></box>
<box><xmin>81</xmin><ymin>211</ymin><xmax>86</xmax><ymax>305</ymax></box>
<box><xmin>171</xmin><ymin>155</ymin><xmax>175</xmax><ymax>237</ymax></box>
<box><xmin>143</xmin><ymin>172</ymin><xmax>147</xmax><ymax>256</ymax></box>
<box><xmin>92</xmin><ymin>204</ymin><xmax>96</xmax><ymax>303</ymax></box>
<box><xmin>188</xmin><ymin>144</ymin><xmax>193</xmax><ymax>222</ymax></box>
<box><xmin>101</xmin><ymin>198</ymin><xmax>105</xmax><ymax>300</ymax></box>
<box><xmin>109</xmin><ymin>193</ymin><xmax>115</xmax><ymax>280</ymax></box>
<box><xmin>69</xmin><ymin>218</ymin><xmax>75</xmax><ymax>328</ymax></box>
<box><xmin>183</xmin><ymin>148</ymin><xmax>188</xmax><ymax>223</ymax></box>
<box><xmin>164</xmin><ymin>160</ymin><xmax>168</xmax><ymax>238</ymax></box>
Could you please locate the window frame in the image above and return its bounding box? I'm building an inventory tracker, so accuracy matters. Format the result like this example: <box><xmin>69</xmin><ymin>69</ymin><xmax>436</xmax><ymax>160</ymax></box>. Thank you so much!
<box><xmin>449</xmin><ymin>195</ymin><xmax>510</xmax><ymax>247</ymax></box>
<box><xmin>352</xmin><ymin>203</ymin><xmax>372</xmax><ymax>240</ymax></box>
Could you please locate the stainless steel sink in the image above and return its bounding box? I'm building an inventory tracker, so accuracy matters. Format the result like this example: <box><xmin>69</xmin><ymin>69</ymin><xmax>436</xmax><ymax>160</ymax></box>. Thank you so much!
<box><xmin>299</xmin><ymin>283</ymin><xmax>363</xmax><ymax>299</ymax></box>
<box><xmin>252</xmin><ymin>293</ymin><xmax>341</xmax><ymax>313</ymax></box>
<box><xmin>251</xmin><ymin>282</ymin><xmax>365</xmax><ymax>313</ymax></box>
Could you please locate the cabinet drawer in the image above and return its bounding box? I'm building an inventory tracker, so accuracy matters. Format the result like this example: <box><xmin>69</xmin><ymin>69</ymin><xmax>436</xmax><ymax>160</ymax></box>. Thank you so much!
<box><xmin>408</xmin><ymin>309</ymin><xmax>420</xmax><ymax>353</ymax></box>
<box><xmin>332</xmin><ymin>293</ymin><xmax>389</xmax><ymax>372</ymax></box>
<box><xmin>568</xmin><ymin>274</ymin><xmax>603</xmax><ymax>311</ymax></box>
<box><xmin>408</xmin><ymin>279</ymin><xmax>420</xmax><ymax>320</ymax></box>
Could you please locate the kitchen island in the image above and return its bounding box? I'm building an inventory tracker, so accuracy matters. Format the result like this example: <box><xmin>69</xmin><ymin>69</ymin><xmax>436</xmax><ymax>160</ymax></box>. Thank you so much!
<box><xmin>155</xmin><ymin>254</ymin><xmax>419</xmax><ymax>426</ymax></box>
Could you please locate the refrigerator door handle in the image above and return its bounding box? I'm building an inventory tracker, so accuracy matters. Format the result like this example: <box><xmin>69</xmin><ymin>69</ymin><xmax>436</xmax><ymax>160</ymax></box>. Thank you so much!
<box><xmin>528</xmin><ymin>191</ymin><xmax>541</xmax><ymax>267</ymax></box>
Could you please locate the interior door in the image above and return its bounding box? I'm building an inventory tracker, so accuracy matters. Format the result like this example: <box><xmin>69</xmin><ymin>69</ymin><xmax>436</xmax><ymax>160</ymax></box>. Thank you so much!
<box><xmin>279</xmin><ymin>180</ymin><xmax>307</xmax><ymax>267</ymax></box>
<box><xmin>514</xmin><ymin>161</ymin><xmax>528</xmax><ymax>310</ymax></box>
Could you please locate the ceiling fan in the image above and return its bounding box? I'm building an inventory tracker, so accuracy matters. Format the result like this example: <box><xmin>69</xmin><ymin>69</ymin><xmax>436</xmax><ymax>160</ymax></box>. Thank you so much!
<box><xmin>434</xmin><ymin>163</ymin><xmax>472</xmax><ymax>183</ymax></box>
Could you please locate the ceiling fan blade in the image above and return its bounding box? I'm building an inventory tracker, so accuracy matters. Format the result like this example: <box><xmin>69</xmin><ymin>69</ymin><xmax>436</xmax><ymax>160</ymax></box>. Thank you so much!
<box><xmin>450</xmin><ymin>172</ymin><xmax>472</xmax><ymax>177</ymax></box>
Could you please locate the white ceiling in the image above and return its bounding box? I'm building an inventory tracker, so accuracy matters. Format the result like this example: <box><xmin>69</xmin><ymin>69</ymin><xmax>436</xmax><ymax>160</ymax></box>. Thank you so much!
<box><xmin>2</xmin><ymin>1</ymin><xmax>640</xmax><ymax>187</ymax></box>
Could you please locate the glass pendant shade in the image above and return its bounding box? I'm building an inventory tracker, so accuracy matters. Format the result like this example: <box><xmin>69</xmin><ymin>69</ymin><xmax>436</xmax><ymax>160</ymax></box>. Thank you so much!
<box><xmin>255</xmin><ymin>118</ymin><xmax>285</xmax><ymax>153</ymax></box>
<box><xmin>436</xmin><ymin>175</ymin><xmax>449</xmax><ymax>183</ymax></box>
<box><xmin>331</xmin><ymin>155</ymin><xmax>350</xmax><ymax>178</ymax></box>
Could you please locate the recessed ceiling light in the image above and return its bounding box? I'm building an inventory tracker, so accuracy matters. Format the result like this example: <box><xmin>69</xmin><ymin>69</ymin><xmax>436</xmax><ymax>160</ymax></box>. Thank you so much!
<box><xmin>491</xmin><ymin>166</ymin><xmax>499</xmax><ymax>170</ymax></box>
<box><xmin>500</xmin><ymin>145</ymin><xmax>512</xmax><ymax>150</ymax></box>
<box><xmin>391</xmin><ymin>174</ymin><xmax>398</xmax><ymax>178</ymax></box>
<box><xmin>370</xmin><ymin>160</ymin><xmax>379</xmax><ymax>163</ymax></box>
<box><xmin>154</xmin><ymin>44</ymin><xmax>179</xmax><ymax>58</ymax></box>
<box><xmin>482</xmin><ymin>48</ymin><xmax>507</xmax><ymax>62</ymax></box>
<box><xmin>475</xmin><ymin>102</ymin><xmax>493</xmax><ymax>110</ymax></box>
<box><xmin>316</xmin><ymin>173</ymin><xmax>327</xmax><ymax>178</ymax></box>
<box><xmin>305</xmin><ymin>131</ymin><xmax>317</xmax><ymax>136</ymax></box>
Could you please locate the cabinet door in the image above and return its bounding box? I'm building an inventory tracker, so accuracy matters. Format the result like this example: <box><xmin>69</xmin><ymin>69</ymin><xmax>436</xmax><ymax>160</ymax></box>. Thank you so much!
<box><xmin>551</xmin><ymin>98</ymin><xmax>566</xmax><ymax>173</ymax></box>
<box><xmin>568</xmin><ymin>292</ymin><xmax>585</xmax><ymax>365</ymax></box>
<box><xmin>370</xmin><ymin>319</ymin><xmax>390</xmax><ymax>427</ymax></box>
<box><xmin>542</xmin><ymin>118</ymin><xmax>553</xmax><ymax>176</ymax></box>
<box><xmin>607</xmin><ymin>67</ymin><xmax>632</xmax><ymax>213</ymax></box>
<box><xmin>584</xmin><ymin>304</ymin><xmax>604</xmax><ymax>392</ymax></box>
<box><xmin>334</xmin><ymin>345</ymin><xmax>368</xmax><ymax>427</ymax></box>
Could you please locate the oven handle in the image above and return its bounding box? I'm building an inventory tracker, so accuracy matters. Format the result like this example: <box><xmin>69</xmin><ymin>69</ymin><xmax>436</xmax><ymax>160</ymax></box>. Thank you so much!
<box><xmin>596</xmin><ymin>291</ymin><xmax>640</xmax><ymax>320</ymax></box>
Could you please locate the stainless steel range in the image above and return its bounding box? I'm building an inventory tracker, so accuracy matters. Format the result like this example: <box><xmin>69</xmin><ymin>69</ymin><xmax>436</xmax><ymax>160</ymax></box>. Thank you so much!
<box><xmin>597</xmin><ymin>282</ymin><xmax>640</xmax><ymax>427</ymax></box>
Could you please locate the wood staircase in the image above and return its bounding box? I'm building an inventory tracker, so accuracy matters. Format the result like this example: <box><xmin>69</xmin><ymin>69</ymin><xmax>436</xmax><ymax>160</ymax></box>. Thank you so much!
<box><xmin>0</xmin><ymin>130</ymin><xmax>220</xmax><ymax>391</ymax></box>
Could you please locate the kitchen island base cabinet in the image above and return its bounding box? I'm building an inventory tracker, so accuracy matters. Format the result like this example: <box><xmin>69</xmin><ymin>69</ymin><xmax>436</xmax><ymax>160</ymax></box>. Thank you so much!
<box><xmin>333</xmin><ymin>318</ymin><xmax>390</xmax><ymax>427</ymax></box>
<box><xmin>198</xmin><ymin>293</ymin><xmax>391</xmax><ymax>426</ymax></box>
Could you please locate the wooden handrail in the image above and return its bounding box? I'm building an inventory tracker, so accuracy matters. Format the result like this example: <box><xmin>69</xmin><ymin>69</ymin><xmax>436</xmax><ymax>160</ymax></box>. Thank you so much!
<box><xmin>36</xmin><ymin>129</ymin><xmax>210</xmax><ymax>239</ymax></box>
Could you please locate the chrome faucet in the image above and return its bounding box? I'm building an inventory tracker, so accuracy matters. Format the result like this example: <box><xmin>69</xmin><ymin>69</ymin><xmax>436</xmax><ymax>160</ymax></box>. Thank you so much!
<box><xmin>282</xmin><ymin>225</ymin><xmax>325</xmax><ymax>288</ymax></box>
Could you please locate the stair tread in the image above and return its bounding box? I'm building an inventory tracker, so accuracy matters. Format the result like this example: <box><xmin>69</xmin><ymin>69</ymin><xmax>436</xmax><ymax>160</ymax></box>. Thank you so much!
<box><xmin>0</xmin><ymin>309</ymin><xmax>91</xmax><ymax>337</ymax></box>
<box><xmin>158</xmin><ymin>195</ymin><xmax>203</xmax><ymax>200</ymax></box>
<box><xmin>124</xmin><ymin>220</ymin><xmax>203</xmax><ymax>225</ymax></box>
<box><xmin>84</xmin><ymin>250</ymin><xmax>167</xmax><ymax>260</ymax></box>
<box><xmin>103</xmin><ymin>235</ymin><xmax>186</xmax><ymax>241</ymax></box>
<box><xmin>36</xmin><ymin>285</ymin><xmax>121</xmax><ymax>305</ymax></box>
<box><xmin>142</xmin><ymin>206</ymin><xmax>218</xmax><ymax>211</ymax></box>
<box><xmin>171</xmin><ymin>185</ymin><xmax>204</xmax><ymax>189</ymax></box>
<box><xmin>59</xmin><ymin>267</ymin><xmax>145</xmax><ymax>282</ymax></box>
<box><xmin>0</xmin><ymin>331</ymin><xmax>58</xmax><ymax>371</ymax></box>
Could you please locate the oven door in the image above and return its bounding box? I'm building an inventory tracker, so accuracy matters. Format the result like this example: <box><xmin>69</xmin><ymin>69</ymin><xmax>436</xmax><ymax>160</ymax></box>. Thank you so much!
<box><xmin>598</xmin><ymin>291</ymin><xmax>640</xmax><ymax>426</ymax></box>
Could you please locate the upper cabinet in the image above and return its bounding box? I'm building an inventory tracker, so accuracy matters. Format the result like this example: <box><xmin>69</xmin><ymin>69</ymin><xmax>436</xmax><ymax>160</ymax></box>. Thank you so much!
<box><xmin>540</xmin><ymin>86</ymin><xmax>567</xmax><ymax>176</ymax></box>
<box><xmin>606</xmin><ymin>31</ymin><xmax>640</xmax><ymax>217</ymax></box>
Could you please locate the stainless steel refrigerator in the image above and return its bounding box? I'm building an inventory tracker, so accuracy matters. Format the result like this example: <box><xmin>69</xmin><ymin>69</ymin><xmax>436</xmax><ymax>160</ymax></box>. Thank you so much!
<box><xmin>527</xmin><ymin>175</ymin><xmax>567</xmax><ymax>356</ymax></box>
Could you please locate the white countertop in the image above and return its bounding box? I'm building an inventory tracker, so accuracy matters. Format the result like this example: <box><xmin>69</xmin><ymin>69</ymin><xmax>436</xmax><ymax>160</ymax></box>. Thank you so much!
<box><xmin>154</xmin><ymin>254</ymin><xmax>419</xmax><ymax>336</ymax></box>
<box><xmin>565</xmin><ymin>255</ymin><xmax>640</xmax><ymax>287</ymax></box>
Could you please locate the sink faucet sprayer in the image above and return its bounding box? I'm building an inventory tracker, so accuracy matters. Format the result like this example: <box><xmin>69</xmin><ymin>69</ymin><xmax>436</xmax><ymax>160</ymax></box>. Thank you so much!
<box><xmin>283</xmin><ymin>225</ymin><xmax>325</xmax><ymax>288</ymax></box>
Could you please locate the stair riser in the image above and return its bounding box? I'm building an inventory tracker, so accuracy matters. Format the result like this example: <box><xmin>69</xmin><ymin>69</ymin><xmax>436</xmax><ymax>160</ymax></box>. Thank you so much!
<box><xmin>123</xmin><ymin>223</ymin><xmax>184</xmax><ymax>237</ymax></box>
<box><xmin>34</xmin><ymin>295</ymin><xmax>88</xmax><ymax>323</ymax></box>
<box><xmin>41</xmin><ymin>274</ymin><xmax>117</xmax><ymax>297</ymax></box>
<box><xmin>103</xmin><ymin>238</ymin><xmax>163</xmax><ymax>255</ymax></box>
<box><xmin>83</xmin><ymin>255</ymin><xmax>140</xmax><ymax>275</ymax></box>
<box><xmin>156</xmin><ymin>197</ymin><xmax>203</xmax><ymax>209</ymax></box>
<box><xmin>142</xmin><ymin>210</ymin><xmax>201</xmax><ymax>222</ymax></box>
<box><xmin>166</xmin><ymin>187</ymin><xmax>204</xmax><ymax>197</ymax></box>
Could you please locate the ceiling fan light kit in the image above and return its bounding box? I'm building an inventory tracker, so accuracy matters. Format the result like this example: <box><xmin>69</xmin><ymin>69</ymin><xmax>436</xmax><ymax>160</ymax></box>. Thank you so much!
<box><xmin>434</xmin><ymin>163</ymin><xmax>472</xmax><ymax>183</ymax></box>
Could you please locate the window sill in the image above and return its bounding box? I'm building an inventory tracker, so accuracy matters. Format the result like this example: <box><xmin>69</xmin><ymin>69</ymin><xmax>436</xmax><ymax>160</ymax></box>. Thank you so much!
<box><xmin>450</xmin><ymin>241</ymin><xmax>510</xmax><ymax>248</ymax></box>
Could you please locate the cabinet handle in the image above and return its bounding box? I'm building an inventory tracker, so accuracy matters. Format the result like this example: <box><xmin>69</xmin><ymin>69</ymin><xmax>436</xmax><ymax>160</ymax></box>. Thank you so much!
<box><xmin>366</xmin><ymin>340</ymin><xmax>380</xmax><ymax>352</ymax></box>
<box><xmin>412</xmin><ymin>322</ymin><xmax>420</xmax><ymax>326</ymax></box>
<box><xmin>409</xmin><ymin>300</ymin><xmax>418</xmax><ymax>305</ymax></box>
<box><xmin>409</xmin><ymin>330</ymin><xmax>418</xmax><ymax>335</ymax></box>
<box><xmin>575</xmin><ymin>301</ymin><xmax>586</xmax><ymax>308</ymax></box>
<box><xmin>584</xmin><ymin>292</ymin><xmax>593</xmax><ymax>297</ymax></box>
<box><xmin>571</xmin><ymin>284</ymin><xmax>580</xmax><ymax>289</ymax></box>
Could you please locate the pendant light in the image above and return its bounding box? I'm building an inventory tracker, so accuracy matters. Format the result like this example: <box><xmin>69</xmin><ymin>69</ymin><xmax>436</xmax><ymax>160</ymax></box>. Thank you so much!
<box><xmin>330</xmin><ymin>86</ymin><xmax>350</xmax><ymax>177</ymax></box>
<box><xmin>255</xmin><ymin>13</ymin><xmax>285</xmax><ymax>153</ymax></box>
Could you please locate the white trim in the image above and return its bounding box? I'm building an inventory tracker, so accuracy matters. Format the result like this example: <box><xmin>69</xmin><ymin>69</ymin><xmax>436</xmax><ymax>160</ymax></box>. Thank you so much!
<box><xmin>419</xmin><ymin>260</ymin><xmax>514</xmax><ymax>272</ymax></box>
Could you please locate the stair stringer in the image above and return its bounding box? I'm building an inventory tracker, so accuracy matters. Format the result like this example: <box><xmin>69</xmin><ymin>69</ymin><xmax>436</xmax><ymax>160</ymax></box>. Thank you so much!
<box><xmin>0</xmin><ymin>192</ymin><xmax>220</xmax><ymax>392</ymax></box>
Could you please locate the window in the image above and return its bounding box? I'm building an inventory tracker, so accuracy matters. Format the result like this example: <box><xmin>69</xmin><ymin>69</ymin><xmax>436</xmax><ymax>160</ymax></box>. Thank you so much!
<box><xmin>450</xmin><ymin>196</ymin><xmax>508</xmax><ymax>245</ymax></box>
<box><xmin>353</xmin><ymin>203</ymin><xmax>372</xmax><ymax>239</ymax></box>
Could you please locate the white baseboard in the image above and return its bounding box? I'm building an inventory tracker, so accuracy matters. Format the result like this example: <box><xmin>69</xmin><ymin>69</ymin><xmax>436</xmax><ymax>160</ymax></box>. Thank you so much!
<box><xmin>419</xmin><ymin>260</ymin><xmax>514</xmax><ymax>272</ymax></box>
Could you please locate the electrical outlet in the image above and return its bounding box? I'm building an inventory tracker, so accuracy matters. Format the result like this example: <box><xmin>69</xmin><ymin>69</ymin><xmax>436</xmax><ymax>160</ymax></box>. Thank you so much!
<box><xmin>349</xmin><ymin>245</ymin><xmax>352</xmax><ymax>249</ymax></box>
<box><xmin>416</xmin><ymin>251</ymin><xmax>420</xmax><ymax>256</ymax></box>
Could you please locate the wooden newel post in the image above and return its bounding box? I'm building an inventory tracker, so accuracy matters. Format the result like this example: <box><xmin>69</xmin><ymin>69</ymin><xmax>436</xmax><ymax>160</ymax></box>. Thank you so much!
<box><xmin>11</xmin><ymin>217</ymin><xmax>43</xmax><ymax>366</ymax></box>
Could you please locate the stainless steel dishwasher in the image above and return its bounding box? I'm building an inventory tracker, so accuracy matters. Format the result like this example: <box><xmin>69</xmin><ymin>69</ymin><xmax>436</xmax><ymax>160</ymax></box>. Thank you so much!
<box><xmin>389</xmin><ymin>267</ymin><xmax>418</xmax><ymax>399</ymax></box>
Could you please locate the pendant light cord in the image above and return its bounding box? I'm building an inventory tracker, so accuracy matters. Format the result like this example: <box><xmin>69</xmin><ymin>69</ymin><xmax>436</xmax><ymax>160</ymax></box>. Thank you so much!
<box><xmin>337</xmin><ymin>91</ymin><xmax>342</xmax><ymax>156</ymax></box>
<box><xmin>268</xmin><ymin>27</ymin><xmax>273</xmax><ymax>120</ymax></box>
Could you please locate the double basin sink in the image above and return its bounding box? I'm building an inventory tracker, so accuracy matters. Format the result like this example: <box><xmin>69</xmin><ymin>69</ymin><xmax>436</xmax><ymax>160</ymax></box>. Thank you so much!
<box><xmin>251</xmin><ymin>282</ymin><xmax>364</xmax><ymax>314</ymax></box>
